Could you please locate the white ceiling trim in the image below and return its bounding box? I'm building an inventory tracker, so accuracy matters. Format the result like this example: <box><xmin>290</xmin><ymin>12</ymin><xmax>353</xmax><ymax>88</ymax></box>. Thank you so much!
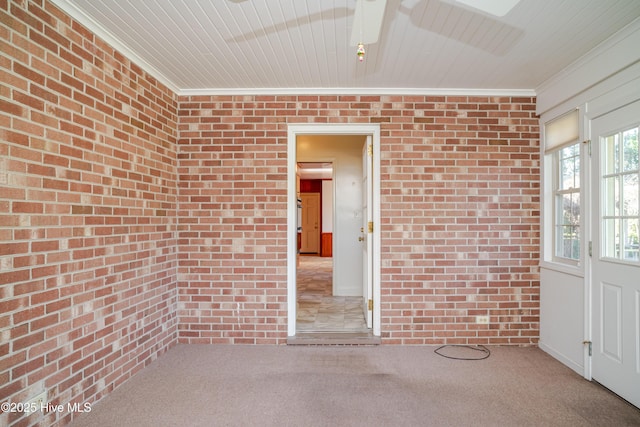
<box><xmin>51</xmin><ymin>0</ymin><xmax>181</xmax><ymax>94</ymax></box>
<box><xmin>178</xmin><ymin>87</ymin><xmax>536</xmax><ymax>97</ymax></box>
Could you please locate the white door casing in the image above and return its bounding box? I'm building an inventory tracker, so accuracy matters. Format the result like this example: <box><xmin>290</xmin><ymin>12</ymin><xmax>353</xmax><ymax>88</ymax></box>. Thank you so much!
<box><xmin>362</xmin><ymin>137</ymin><xmax>373</xmax><ymax>328</ymax></box>
<box><xmin>591</xmin><ymin>100</ymin><xmax>640</xmax><ymax>408</ymax></box>
<box><xmin>287</xmin><ymin>124</ymin><xmax>381</xmax><ymax>337</ymax></box>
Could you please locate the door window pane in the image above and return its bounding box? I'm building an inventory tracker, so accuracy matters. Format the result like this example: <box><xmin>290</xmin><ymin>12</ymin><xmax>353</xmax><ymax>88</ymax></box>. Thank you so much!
<box><xmin>622</xmin><ymin>127</ymin><xmax>639</xmax><ymax>172</ymax></box>
<box><xmin>623</xmin><ymin>174</ymin><xmax>639</xmax><ymax>216</ymax></box>
<box><xmin>603</xmin><ymin>176</ymin><xmax>619</xmax><ymax>216</ymax></box>
<box><xmin>601</xmin><ymin>124</ymin><xmax>640</xmax><ymax>263</ymax></box>
<box><xmin>623</xmin><ymin>218</ymin><xmax>639</xmax><ymax>261</ymax></box>
<box><xmin>602</xmin><ymin>218</ymin><xmax>620</xmax><ymax>259</ymax></box>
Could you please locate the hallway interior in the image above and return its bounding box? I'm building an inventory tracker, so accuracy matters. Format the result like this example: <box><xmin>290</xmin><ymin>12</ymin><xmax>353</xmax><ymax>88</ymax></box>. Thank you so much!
<box><xmin>296</xmin><ymin>256</ymin><xmax>368</xmax><ymax>332</ymax></box>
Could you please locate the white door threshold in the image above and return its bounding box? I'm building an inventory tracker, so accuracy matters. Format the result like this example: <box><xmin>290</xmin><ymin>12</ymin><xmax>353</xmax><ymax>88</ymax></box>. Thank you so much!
<box><xmin>287</xmin><ymin>331</ymin><xmax>380</xmax><ymax>345</ymax></box>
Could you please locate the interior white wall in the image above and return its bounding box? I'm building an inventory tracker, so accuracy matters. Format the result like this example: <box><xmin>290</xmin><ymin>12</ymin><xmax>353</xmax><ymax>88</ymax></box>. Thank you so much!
<box><xmin>539</xmin><ymin>269</ymin><xmax>585</xmax><ymax>374</ymax></box>
<box><xmin>537</xmin><ymin>17</ymin><xmax>640</xmax><ymax>378</ymax></box>
<box><xmin>298</xmin><ymin>135</ymin><xmax>365</xmax><ymax>296</ymax></box>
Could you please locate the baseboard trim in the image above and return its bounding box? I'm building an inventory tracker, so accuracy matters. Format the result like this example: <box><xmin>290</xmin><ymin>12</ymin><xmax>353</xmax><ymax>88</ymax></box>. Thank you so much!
<box><xmin>538</xmin><ymin>342</ymin><xmax>584</xmax><ymax>376</ymax></box>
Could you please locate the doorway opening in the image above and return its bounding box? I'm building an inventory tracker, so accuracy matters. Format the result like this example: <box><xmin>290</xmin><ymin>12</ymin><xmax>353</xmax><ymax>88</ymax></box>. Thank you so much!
<box><xmin>287</xmin><ymin>124</ymin><xmax>381</xmax><ymax>339</ymax></box>
<box><xmin>297</xmin><ymin>162</ymin><xmax>364</xmax><ymax>331</ymax></box>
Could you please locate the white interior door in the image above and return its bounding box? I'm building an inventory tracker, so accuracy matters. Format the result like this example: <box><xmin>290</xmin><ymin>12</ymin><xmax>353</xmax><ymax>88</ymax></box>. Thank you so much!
<box><xmin>362</xmin><ymin>137</ymin><xmax>373</xmax><ymax>328</ymax></box>
<box><xmin>300</xmin><ymin>193</ymin><xmax>320</xmax><ymax>253</ymax></box>
<box><xmin>591</xmin><ymin>100</ymin><xmax>640</xmax><ymax>408</ymax></box>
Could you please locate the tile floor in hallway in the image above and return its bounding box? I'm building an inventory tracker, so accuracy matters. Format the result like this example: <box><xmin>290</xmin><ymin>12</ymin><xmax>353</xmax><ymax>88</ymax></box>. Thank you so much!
<box><xmin>296</xmin><ymin>256</ymin><xmax>369</xmax><ymax>332</ymax></box>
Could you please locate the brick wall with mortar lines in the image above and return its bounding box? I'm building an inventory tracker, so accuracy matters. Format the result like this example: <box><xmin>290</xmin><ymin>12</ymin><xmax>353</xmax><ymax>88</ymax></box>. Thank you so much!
<box><xmin>177</xmin><ymin>95</ymin><xmax>540</xmax><ymax>345</ymax></box>
<box><xmin>0</xmin><ymin>0</ymin><xmax>541</xmax><ymax>424</ymax></box>
<box><xmin>1</xmin><ymin>1</ymin><xmax>178</xmax><ymax>426</ymax></box>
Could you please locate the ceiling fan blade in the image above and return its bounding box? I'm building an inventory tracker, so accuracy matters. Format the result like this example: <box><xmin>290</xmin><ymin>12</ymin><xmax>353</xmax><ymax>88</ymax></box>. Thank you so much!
<box><xmin>350</xmin><ymin>0</ymin><xmax>387</xmax><ymax>46</ymax></box>
<box><xmin>454</xmin><ymin>0</ymin><xmax>520</xmax><ymax>17</ymax></box>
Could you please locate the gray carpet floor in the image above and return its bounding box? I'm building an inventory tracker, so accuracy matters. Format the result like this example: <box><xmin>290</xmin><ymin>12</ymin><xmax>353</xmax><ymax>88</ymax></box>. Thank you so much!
<box><xmin>70</xmin><ymin>344</ymin><xmax>640</xmax><ymax>427</ymax></box>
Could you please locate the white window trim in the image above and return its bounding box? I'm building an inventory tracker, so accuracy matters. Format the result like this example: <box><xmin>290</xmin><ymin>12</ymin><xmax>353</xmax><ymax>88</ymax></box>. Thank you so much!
<box><xmin>541</xmin><ymin>106</ymin><xmax>586</xmax><ymax>274</ymax></box>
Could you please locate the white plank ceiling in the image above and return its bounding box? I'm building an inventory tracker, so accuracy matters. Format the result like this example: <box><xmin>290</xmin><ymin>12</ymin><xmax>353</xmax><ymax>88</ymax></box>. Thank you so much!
<box><xmin>51</xmin><ymin>0</ymin><xmax>640</xmax><ymax>94</ymax></box>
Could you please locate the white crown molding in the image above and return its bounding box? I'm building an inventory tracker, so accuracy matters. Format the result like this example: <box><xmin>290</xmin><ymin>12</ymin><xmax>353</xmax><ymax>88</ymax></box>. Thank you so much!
<box><xmin>177</xmin><ymin>87</ymin><xmax>536</xmax><ymax>97</ymax></box>
<box><xmin>536</xmin><ymin>16</ymin><xmax>640</xmax><ymax>115</ymax></box>
<box><xmin>50</xmin><ymin>0</ymin><xmax>181</xmax><ymax>95</ymax></box>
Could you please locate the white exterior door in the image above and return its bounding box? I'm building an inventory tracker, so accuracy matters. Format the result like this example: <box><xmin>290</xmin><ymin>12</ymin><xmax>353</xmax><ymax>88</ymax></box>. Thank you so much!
<box><xmin>591</xmin><ymin>100</ymin><xmax>640</xmax><ymax>408</ymax></box>
<box><xmin>361</xmin><ymin>137</ymin><xmax>373</xmax><ymax>328</ymax></box>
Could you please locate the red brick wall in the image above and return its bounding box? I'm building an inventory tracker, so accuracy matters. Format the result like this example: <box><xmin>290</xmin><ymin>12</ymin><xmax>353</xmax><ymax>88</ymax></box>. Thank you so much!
<box><xmin>176</xmin><ymin>96</ymin><xmax>289</xmax><ymax>344</ymax></box>
<box><xmin>1</xmin><ymin>1</ymin><xmax>178</xmax><ymax>426</ymax></box>
<box><xmin>2</xmin><ymin>0</ymin><xmax>540</xmax><ymax>424</ymax></box>
<box><xmin>177</xmin><ymin>95</ymin><xmax>540</xmax><ymax>345</ymax></box>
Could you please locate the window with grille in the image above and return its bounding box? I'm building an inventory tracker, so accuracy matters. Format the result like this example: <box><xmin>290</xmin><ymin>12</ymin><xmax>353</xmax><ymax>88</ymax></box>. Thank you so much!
<box><xmin>554</xmin><ymin>143</ymin><xmax>581</xmax><ymax>261</ymax></box>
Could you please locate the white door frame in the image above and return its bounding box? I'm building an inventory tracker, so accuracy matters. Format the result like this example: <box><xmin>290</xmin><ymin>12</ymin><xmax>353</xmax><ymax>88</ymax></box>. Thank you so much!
<box><xmin>362</xmin><ymin>136</ymin><xmax>373</xmax><ymax>328</ymax></box>
<box><xmin>287</xmin><ymin>124</ymin><xmax>381</xmax><ymax>337</ymax></box>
